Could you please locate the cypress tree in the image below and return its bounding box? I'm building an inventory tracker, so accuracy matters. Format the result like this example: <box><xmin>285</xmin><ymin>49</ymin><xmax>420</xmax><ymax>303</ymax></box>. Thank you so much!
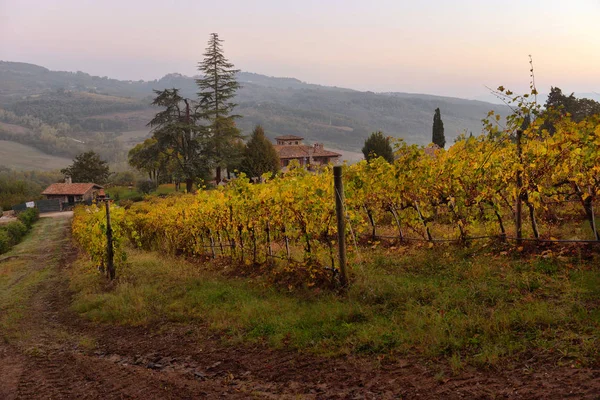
<box><xmin>240</xmin><ymin>125</ymin><xmax>280</xmax><ymax>179</ymax></box>
<box><xmin>196</xmin><ymin>33</ymin><xmax>243</xmax><ymax>182</ymax></box>
<box><xmin>432</xmin><ymin>108</ymin><xmax>445</xmax><ymax>148</ymax></box>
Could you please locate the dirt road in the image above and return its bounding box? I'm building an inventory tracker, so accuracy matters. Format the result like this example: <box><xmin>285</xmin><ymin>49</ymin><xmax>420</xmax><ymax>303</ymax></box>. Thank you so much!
<box><xmin>0</xmin><ymin>217</ymin><xmax>598</xmax><ymax>399</ymax></box>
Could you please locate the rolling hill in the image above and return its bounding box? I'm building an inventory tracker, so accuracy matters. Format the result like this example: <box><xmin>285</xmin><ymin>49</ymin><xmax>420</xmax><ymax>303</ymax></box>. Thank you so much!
<box><xmin>0</xmin><ymin>140</ymin><xmax>71</xmax><ymax>171</ymax></box>
<box><xmin>0</xmin><ymin>61</ymin><xmax>510</xmax><ymax>169</ymax></box>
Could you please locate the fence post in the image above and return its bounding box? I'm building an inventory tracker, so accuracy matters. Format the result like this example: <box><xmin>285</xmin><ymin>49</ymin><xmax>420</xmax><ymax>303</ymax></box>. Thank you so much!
<box><xmin>516</xmin><ymin>129</ymin><xmax>523</xmax><ymax>245</ymax></box>
<box><xmin>334</xmin><ymin>166</ymin><xmax>348</xmax><ymax>288</ymax></box>
<box><xmin>105</xmin><ymin>200</ymin><xmax>115</xmax><ymax>280</ymax></box>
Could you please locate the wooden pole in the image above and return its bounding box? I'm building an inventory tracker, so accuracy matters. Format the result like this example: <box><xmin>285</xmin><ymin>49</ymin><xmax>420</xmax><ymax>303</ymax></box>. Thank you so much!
<box><xmin>334</xmin><ymin>166</ymin><xmax>348</xmax><ymax>288</ymax></box>
<box><xmin>105</xmin><ymin>200</ymin><xmax>115</xmax><ymax>280</ymax></box>
<box><xmin>516</xmin><ymin>130</ymin><xmax>523</xmax><ymax>245</ymax></box>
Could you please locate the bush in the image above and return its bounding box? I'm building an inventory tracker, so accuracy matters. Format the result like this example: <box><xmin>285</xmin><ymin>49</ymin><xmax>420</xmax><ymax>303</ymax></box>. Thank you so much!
<box><xmin>0</xmin><ymin>208</ymin><xmax>39</xmax><ymax>255</ymax></box>
<box><xmin>109</xmin><ymin>171</ymin><xmax>136</xmax><ymax>186</ymax></box>
<box><xmin>0</xmin><ymin>230</ymin><xmax>10</xmax><ymax>254</ymax></box>
<box><xmin>136</xmin><ymin>180</ymin><xmax>157</xmax><ymax>195</ymax></box>
<box><xmin>4</xmin><ymin>221</ymin><xmax>27</xmax><ymax>245</ymax></box>
<box><xmin>17</xmin><ymin>208</ymin><xmax>39</xmax><ymax>228</ymax></box>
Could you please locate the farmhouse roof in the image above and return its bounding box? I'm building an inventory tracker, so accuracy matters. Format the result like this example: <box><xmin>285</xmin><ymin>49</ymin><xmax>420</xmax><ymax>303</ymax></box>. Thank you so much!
<box><xmin>424</xmin><ymin>143</ymin><xmax>441</xmax><ymax>157</ymax></box>
<box><xmin>42</xmin><ymin>183</ymin><xmax>103</xmax><ymax>196</ymax></box>
<box><xmin>274</xmin><ymin>145</ymin><xmax>342</xmax><ymax>159</ymax></box>
<box><xmin>275</xmin><ymin>135</ymin><xmax>304</xmax><ymax>140</ymax></box>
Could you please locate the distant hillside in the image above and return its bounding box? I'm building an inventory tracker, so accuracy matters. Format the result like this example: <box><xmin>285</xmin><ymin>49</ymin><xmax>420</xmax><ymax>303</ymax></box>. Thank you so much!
<box><xmin>0</xmin><ymin>61</ymin><xmax>510</xmax><ymax>165</ymax></box>
<box><xmin>0</xmin><ymin>140</ymin><xmax>71</xmax><ymax>171</ymax></box>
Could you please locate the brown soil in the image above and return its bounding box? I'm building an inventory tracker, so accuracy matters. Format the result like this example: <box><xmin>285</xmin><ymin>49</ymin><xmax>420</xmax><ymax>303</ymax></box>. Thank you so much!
<box><xmin>1</xmin><ymin>220</ymin><xmax>599</xmax><ymax>399</ymax></box>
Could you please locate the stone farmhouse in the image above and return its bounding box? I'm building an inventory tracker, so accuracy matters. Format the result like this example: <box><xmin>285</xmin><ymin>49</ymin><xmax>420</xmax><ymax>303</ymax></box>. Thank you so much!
<box><xmin>273</xmin><ymin>135</ymin><xmax>341</xmax><ymax>168</ymax></box>
<box><xmin>41</xmin><ymin>182</ymin><xmax>104</xmax><ymax>207</ymax></box>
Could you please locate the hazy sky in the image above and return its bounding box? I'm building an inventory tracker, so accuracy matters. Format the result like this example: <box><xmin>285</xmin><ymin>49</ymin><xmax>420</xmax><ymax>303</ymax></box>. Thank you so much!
<box><xmin>1</xmin><ymin>0</ymin><xmax>599</xmax><ymax>98</ymax></box>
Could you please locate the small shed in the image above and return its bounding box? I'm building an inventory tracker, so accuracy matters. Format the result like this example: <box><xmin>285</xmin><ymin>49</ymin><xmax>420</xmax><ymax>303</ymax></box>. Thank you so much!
<box><xmin>41</xmin><ymin>183</ymin><xmax>103</xmax><ymax>207</ymax></box>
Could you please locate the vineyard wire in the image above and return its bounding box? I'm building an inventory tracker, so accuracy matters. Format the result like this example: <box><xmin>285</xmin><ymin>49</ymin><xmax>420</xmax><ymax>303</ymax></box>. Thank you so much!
<box><xmin>366</xmin><ymin>234</ymin><xmax>600</xmax><ymax>244</ymax></box>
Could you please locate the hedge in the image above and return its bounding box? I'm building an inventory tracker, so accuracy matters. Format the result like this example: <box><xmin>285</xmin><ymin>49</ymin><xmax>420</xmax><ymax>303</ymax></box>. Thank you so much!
<box><xmin>0</xmin><ymin>208</ymin><xmax>40</xmax><ymax>255</ymax></box>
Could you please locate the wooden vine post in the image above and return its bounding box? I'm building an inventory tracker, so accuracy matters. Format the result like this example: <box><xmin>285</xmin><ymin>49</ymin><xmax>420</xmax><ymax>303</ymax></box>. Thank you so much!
<box><xmin>515</xmin><ymin>129</ymin><xmax>523</xmax><ymax>245</ymax></box>
<box><xmin>105</xmin><ymin>199</ymin><xmax>115</xmax><ymax>280</ymax></box>
<box><xmin>334</xmin><ymin>165</ymin><xmax>348</xmax><ymax>288</ymax></box>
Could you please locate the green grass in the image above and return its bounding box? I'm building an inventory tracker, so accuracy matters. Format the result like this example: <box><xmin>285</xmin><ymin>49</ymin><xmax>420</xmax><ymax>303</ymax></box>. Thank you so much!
<box><xmin>0</xmin><ymin>218</ymin><xmax>66</xmax><ymax>340</ymax></box>
<box><xmin>69</xmin><ymin>243</ymin><xmax>600</xmax><ymax>368</ymax></box>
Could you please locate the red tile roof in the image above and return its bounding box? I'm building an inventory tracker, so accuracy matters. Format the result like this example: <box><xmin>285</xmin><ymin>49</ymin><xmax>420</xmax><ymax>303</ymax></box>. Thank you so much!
<box><xmin>274</xmin><ymin>145</ymin><xmax>342</xmax><ymax>159</ymax></box>
<box><xmin>42</xmin><ymin>183</ymin><xmax>102</xmax><ymax>196</ymax></box>
<box><xmin>424</xmin><ymin>144</ymin><xmax>441</xmax><ymax>157</ymax></box>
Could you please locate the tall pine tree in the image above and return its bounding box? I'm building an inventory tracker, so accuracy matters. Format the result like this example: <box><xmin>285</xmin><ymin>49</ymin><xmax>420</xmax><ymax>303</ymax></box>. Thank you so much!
<box><xmin>432</xmin><ymin>108</ymin><xmax>445</xmax><ymax>148</ymax></box>
<box><xmin>196</xmin><ymin>33</ymin><xmax>243</xmax><ymax>182</ymax></box>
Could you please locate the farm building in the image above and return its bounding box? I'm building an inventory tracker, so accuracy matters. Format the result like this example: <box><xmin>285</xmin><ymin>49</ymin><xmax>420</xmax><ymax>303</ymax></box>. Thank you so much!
<box><xmin>424</xmin><ymin>143</ymin><xmax>442</xmax><ymax>157</ymax></box>
<box><xmin>41</xmin><ymin>182</ymin><xmax>104</xmax><ymax>207</ymax></box>
<box><xmin>273</xmin><ymin>135</ymin><xmax>341</xmax><ymax>167</ymax></box>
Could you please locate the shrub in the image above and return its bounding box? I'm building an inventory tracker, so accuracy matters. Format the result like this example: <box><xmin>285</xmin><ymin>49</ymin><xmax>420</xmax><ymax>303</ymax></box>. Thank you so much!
<box><xmin>17</xmin><ymin>208</ymin><xmax>39</xmax><ymax>228</ymax></box>
<box><xmin>136</xmin><ymin>180</ymin><xmax>157</xmax><ymax>195</ymax></box>
<box><xmin>4</xmin><ymin>221</ymin><xmax>27</xmax><ymax>245</ymax></box>
<box><xmin>0</xmin><ymin>208</ymin><xmax>39</xmax><ymax>255</ymax></box>
<box><xmin>0</xmin><ymin>229</ymin><xmax>10</xmax><ymax>254</ymax></box>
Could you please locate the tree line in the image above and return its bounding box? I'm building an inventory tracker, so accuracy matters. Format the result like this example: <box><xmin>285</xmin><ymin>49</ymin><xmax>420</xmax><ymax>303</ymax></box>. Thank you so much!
<box><xmin>0</xmin><ymin>168</ymin><xmax>63</xmax><ymax>211</ymax></box>
<box><xmin>361</xmin><ymin>87</ymin><xmax>600</xmax><ymax>162</ymax></box>
<box><xmin>0</xmin><ymin>108</ymin><xmax>126</xmax><ymax>162</ymax></box>
<box><xmin>6</xmin><ymin>91</ymin><xmax>145</xmax><ymax>131</ymax></box>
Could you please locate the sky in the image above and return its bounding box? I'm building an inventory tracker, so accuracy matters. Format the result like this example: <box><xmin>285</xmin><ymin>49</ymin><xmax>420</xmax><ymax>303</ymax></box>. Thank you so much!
<box><xmin>1</xmin><ymin>0</ymin><xmax>599</xmax><ymax>99</ymax></box>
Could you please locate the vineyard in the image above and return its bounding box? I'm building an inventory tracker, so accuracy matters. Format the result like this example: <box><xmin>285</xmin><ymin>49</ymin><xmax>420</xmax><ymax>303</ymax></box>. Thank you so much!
<box><xmin>72</xmin><ymin>113</ymin><xmax>600</xmax><ymax>286</ymax></box>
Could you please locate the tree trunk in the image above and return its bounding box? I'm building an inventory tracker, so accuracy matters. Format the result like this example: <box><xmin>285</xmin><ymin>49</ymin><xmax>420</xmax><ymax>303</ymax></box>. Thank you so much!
<box><xmin>216</xmin><ymin>166</ymin><xmax>222</xmax><ymax>183</ymax></box>
<box><xmin>574</xmin><ymin>184</ymin><xmax>599</xmax><ymax>240</ymax></box>
<box><xmin>490</xmin><ymin>202</ymin><xmax>506</xmax><ymax>241</ymax></box>
<box><xmin>186</xmin><ymin>178</ymin><xmax>193</xmax><ymax>193</ymax></box>
<box><xmin>525</xmin><ymin>199</ymin><xmax>540</xmax><ymax>239</ymax></box>
<box><xmin>389</xmin><ymin>205</ymin><xmax>404</xmax><ymax>241</ymax></box>
<box><xmin>414</xmin><ymin>202</ymin><xmax>433</xmax><ymax>241</ymax></box>
<box><xmin>364</xmin><ymin>206</ymin><xmax>376</xmax><ymax>240</ymax></box>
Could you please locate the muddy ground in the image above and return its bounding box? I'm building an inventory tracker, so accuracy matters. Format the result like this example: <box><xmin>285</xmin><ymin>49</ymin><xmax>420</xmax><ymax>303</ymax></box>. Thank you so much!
<box><xmin>0</xmin><ymin>217</ymin><xmax>598</xmax><ymax>399</ymax></box>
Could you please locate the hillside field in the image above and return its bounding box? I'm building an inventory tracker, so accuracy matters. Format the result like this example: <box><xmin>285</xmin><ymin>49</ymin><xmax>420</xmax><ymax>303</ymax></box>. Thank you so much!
<box><xmin>0</xmin><ymin>140</ymin><xmax>71</xmax><ymax>170</ymax></box>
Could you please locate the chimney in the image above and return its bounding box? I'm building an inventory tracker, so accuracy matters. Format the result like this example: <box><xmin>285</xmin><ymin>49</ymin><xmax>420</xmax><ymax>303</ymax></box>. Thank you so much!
<box><xmin>314</xmin><ymin>143</ymin><xmax>323</xmax><ymax>151</ymax></box>
<box><xmin>65</xmin><ymin>176</ymin><xmax>72</xmax><ymax>184</ymax></box>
